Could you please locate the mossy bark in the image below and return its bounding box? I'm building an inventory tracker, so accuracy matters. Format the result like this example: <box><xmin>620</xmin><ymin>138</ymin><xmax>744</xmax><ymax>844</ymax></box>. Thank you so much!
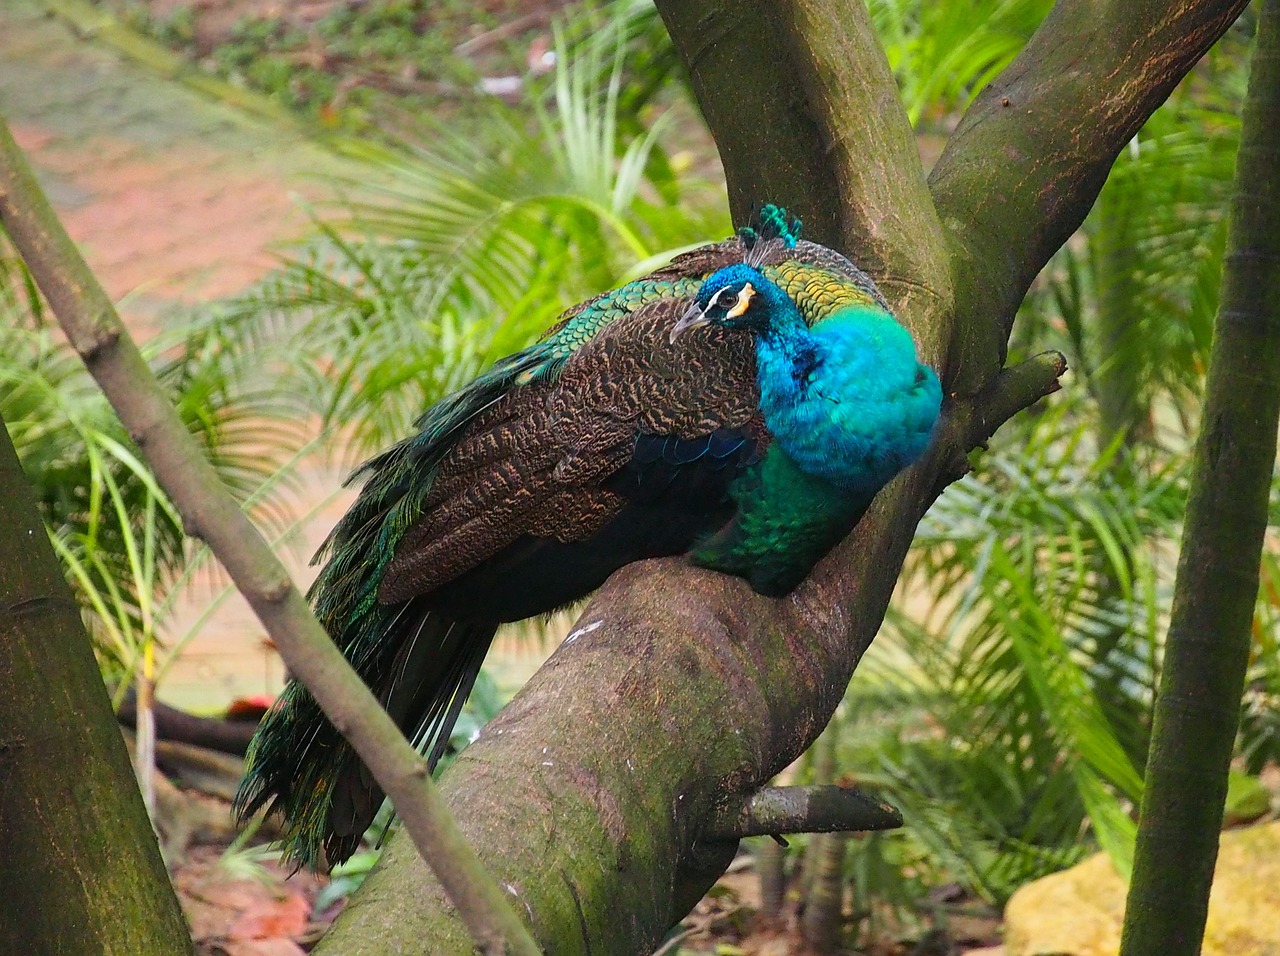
<box><xmin>0</xmin><ymin>418</ymin><xmax>193</xmax><ymax>954</ymax></box>
<box><xmin>1119</xmin><ymin>4</ymin><xmax>1280</xmax><ymax>954</ymax></box>
<box><xmin>317</xmin><ymin>1</ymin><xmax>1245</xmax><ymax>952</ymax></box>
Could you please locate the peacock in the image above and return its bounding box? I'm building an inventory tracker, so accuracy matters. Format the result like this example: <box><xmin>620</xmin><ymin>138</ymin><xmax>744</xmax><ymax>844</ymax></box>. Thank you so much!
<box><xmin>234</xmin><ymin>206</ymin><xmax>943</xmax><ymax>869</ymax></box>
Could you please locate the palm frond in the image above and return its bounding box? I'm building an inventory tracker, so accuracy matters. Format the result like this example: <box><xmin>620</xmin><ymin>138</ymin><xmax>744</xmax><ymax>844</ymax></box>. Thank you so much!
<box><xmin>208</xmin><ymin>13</ymin><xmax>728</xmax><ymax>461</ymax></box>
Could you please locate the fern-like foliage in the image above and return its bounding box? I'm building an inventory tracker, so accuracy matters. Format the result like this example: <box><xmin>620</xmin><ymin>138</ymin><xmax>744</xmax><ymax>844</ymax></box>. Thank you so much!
<box><xmin>841</xmin><ymin>402</ymin><xmax>1181</xmax><ymax>903</ymax></box>
<box><xmin>1015</xmin><ymin>25</ymin><xmax>1249</xmax><ymax>447</ymax></box>
<box><xmin>0</xmin><ymin>237</ymin><xmax>308</xmax><ymax>682</ymax></box>
<box><xmin>212</xmin><ymin>18</ymin><xmax>729</xmax><ymax>460</ymax></box>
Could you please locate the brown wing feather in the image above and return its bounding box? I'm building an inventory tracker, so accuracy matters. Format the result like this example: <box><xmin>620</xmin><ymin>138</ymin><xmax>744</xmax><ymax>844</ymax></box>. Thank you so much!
<box><xmin>377</xmin><ymin>236</ymin><xmax>870</xmax><ymax>605</ymax></box>
<box><xmin>378</xmin><ymin>307</ymin><xmax>756</xmax><ymax>602</ymax></box>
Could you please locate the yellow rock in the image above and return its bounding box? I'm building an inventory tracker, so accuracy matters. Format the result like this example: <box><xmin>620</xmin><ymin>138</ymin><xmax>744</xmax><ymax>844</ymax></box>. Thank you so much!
<box><xmin>1004</xmin><ymin>820</ymin><xmax>1280</xmax><ymax>956</ymax></box>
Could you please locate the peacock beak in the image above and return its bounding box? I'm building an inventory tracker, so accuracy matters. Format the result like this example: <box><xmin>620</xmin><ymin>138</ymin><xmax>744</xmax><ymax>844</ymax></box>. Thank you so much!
<box><xmin>670</xmin><ymin>301</ymin><xmax>711</xmax><ymax>343</ymax></box>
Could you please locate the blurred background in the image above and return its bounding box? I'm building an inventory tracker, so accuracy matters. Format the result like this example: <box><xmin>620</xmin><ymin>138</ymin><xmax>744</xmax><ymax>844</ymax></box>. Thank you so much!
<box><xmin>1</xmin><ymin>1</ymin><xmax>1276</xmax><ymax>953</ymax></box>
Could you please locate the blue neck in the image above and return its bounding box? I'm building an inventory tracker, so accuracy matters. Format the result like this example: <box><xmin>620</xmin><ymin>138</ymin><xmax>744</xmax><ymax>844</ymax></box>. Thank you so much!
<box><xmin>750</xmin><ymin>285</ymin><xmax>936</xmax><ymax>494</ymax></box>
<box><xmin>752</xmin><ymin>282</ymin><xmax>819</xmax><ymax>385</ymax></box>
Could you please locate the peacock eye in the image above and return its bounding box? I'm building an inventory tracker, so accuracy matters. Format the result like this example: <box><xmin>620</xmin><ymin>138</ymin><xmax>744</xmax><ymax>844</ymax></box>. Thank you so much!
<box><xmin>709</xmin><ymin>287</ymin><xmax>732</xmax><ymax>310</ymax></box>
<box><xmin>725</xmin><ymin>282</ymin><xmax>756</xmax><ymax>319</ymax></box>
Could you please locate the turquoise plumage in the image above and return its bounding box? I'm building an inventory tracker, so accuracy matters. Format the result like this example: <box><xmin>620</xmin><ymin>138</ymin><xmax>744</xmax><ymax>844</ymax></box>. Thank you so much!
<box><xmin>671</xmin><ymin>260</ymin><xmax>941</xmax><ymax>593</ymax></box>
<box><xmin>235</xmin><ymin>205</ymin><xmax>942</xmax><ymax>869</ymax></box>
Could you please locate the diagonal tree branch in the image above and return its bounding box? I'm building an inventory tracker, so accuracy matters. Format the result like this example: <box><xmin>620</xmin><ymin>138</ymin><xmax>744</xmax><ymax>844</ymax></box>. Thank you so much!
<box><xmin>0</xmin><ymin>113</ymin><xmax>541</xmax><ymax>956</ymax></box>
<box><xmin>703</xmin><ymin>785</ymin><xmax>904</xmax><ymax>841</ymax></box>
<box><xmin>321</xmin><ymin>373</ymin><xmax>1061</xmax><ymax>956</ymax></box>
<box><xmin>929</xmin><ymin>0</ymin><xmax>1251</xmax><ymax>395</ymax></box>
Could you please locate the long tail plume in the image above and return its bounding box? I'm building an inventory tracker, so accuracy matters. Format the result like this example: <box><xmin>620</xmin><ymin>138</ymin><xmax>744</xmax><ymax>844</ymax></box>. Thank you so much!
<box><xmin>234</xmin><ymin>602</ymin><xmax>496</xmax><ymax>869</ymax></box>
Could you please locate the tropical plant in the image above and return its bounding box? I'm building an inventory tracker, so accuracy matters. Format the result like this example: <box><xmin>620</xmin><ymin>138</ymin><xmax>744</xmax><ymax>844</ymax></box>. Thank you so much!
<box><xmin>1013</xmin><ymin>25</ymin><xmax>1249</xmax><ymax>449</ymax></box>
<box><xmin>810</xmin><ymin>16</ymin><xmax>1275</xmax><ymax>940</ymax></box>
<box><xmin>867</xmin><ymin>0</ymin><xmax>1052</xmax><ymax>126</ymax></box>
<box><xmin>850</xmin><ymin>404</ymin><xmax>1179</xmax><ymax>899</ymax></box>
<box><xmin>0</xmin><ymin>223</ymin><xmax>313</xmax><ymax>818</ymax></box>
<box><xmin>0</xmin><ymin>309</ymin><xmax>306</xmax><ymax>678</ymax></box>
<box><xmin>214</xmin><ymin>17</ymin><xmax>728</xmax><ymax>459</ymax></box>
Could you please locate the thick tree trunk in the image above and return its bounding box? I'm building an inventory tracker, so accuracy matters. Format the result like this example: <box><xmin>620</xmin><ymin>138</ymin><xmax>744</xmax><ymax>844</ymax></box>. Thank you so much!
<box><xmin>0</xmin><ymin>417</ymin><xmax>193</xmax><ymax>954</ymax></box>
<box><xmin>1120</xmin><ymin>4</ymin><xmax>1280</xmax><ymax>954</ymax></box>
<box><xmin>316</xmin><ymin>1</ymin><xmax>1246</xmax><ymax>953</ymax></box>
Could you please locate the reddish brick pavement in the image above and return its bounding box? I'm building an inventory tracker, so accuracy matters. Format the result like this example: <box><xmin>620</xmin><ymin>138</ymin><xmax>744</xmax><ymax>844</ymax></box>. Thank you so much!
<box><xmin>0</xmin><ymin>0</ymin><xmax>345</xmax><ymax>335</ymax></box>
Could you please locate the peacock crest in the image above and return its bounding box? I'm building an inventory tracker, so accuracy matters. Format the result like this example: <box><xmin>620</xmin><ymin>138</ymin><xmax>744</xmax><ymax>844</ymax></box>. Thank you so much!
<box><xmin>739</xmin><ymin>203</ymin><xmax>802</xmax><ymax>268</ymax></box>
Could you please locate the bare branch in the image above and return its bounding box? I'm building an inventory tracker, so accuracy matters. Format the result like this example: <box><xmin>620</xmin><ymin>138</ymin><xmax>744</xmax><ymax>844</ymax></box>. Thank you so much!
<box><xmin>969</xmin><ymin>351</ymin><xmax>1069</xmax><ymax>448</ymax></box>
<box><xmin>0</xmin><ymin>112</ymin><xmax>541</xmax><ymax>956</ymax></box>
<box><xmin>703</xmin><ymin>785</ymin><xmax>903</xmax><ymax>841</ymax></box>
<box><xmin>930</xmin><ymin>0</ymin><xmax>1250</xmax><ymax>395</ymax></box>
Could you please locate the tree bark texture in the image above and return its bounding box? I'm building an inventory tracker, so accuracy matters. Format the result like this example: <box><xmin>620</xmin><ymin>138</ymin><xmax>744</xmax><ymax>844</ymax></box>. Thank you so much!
<box><xmin>801</xmin><ymin>831</ymin><xmax>850</xmax><ymax>953</ymax></box>
<box><xmin>757</xmin><ymin>837</ymin><xmax>787</xmax><ymax>925</ymax></box>
<box><xmin>318</xmin><ymin>1</ymin><xmax>1246</xmax><ymax>953</ymax></box>
<box><xmin>800</xmin><ymin>715</ymin><xmax>847</xmax><ymax>952</ymax></box>
<box><xmin>0</xmin><ymin>418</ymin><xmax>193</xmax><ymax>955</ymax></box>
<box><xmin>1120</xmin><ymin>4</ymin><xmax>1280</xmax><ymax>954</ymax></box>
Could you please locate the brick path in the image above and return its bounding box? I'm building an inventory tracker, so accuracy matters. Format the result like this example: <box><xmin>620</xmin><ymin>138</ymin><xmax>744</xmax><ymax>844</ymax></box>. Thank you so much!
<box><xmin>0</xmin><ymin>0</ymin><xmax>351</xmax><ymax>333</ymax></box>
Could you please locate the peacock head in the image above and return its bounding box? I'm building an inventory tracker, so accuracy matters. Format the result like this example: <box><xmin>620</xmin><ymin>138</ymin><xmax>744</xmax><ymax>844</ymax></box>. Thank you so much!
<box><xmin>670</xmin><ymin>263</ymin><xmax>791</xmax><ymax>343</ymax></box>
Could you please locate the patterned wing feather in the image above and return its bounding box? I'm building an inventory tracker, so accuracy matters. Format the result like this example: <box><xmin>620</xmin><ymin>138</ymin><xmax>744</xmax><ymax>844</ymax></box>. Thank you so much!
<box><xmin>373</xmin><ymin>237</ymin><xmax>883</xmax><ymax>606</ymax></box>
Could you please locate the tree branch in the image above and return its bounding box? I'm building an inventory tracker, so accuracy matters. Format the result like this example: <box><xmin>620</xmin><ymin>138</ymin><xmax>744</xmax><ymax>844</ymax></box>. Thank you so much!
<box><xmin>968</xmin><ymin>351</ymin><xmax>1069</xmax><ymax>449</ymax></box>
<box><xmin>930</xmin><ymin>0</ymin><xmax>1250</xmax><ymax>395</ymax></box>
<box><xmin>0</xmin><ymin>413</ymin><xmax>193</xmax><ymax>953</ymax></box>
<box><xmin>116</xmin><ymin>687</ymin><xmax>257</xmax><ymax>757</ymax></box>
<box><xmin>0</xmin><ymin>113</ymin><xmax>541</xmax><ymax>956</ymax></box>
<box><xmin>1121</xmin><ymin>4</ymin><xmax>1280</xmax><ymax>952</ymax></box>
<box><xmin>703</xmin><ymin>785</ymin><xmax>903</xmax><ymax>841</ymax></box>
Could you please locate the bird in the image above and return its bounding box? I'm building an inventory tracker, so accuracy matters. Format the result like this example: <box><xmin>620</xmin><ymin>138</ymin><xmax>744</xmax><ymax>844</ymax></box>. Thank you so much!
<box><xmin>233</xmin><ymin>205</ymin><xmax>942</xmax><ymax>870</ymax></box>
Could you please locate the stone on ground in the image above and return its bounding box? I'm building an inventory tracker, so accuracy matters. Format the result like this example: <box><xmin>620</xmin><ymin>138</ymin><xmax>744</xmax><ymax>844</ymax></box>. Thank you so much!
<box><xmin>1004</xmin><ymin>820</ymin><xmax>1280</xmax><ymax>956</ymax></box>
